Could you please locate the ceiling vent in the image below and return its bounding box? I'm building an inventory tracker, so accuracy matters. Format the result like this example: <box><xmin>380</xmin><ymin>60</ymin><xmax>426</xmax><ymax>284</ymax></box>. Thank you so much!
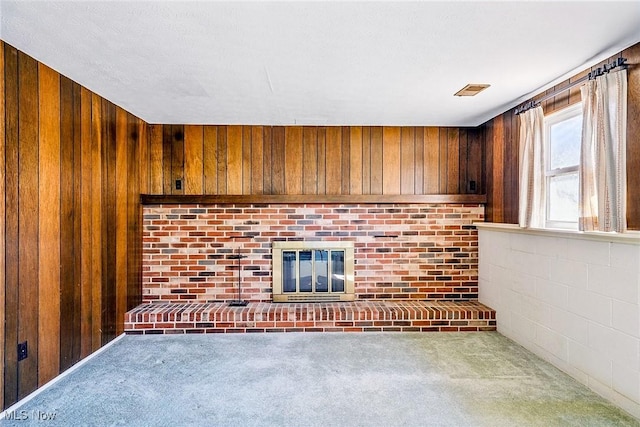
<box><xmin>454</xmin><ymin>84</ymin><xmax>491</xmax><ymax>97</ymax></box>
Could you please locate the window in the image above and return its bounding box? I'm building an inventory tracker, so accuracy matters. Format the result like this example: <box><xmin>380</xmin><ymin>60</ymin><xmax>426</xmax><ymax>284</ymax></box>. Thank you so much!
<box><xmin>544</xmin><ymin>103</ymin><xmax>582</xmax><ymax>229</ymax></box>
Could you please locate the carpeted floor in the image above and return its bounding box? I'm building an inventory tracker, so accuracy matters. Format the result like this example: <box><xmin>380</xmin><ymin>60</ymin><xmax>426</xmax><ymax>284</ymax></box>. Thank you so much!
<box><xmin>0</xmin><ymin>332</ymin><xmax>638</xmax><ymax>426</ymax></box>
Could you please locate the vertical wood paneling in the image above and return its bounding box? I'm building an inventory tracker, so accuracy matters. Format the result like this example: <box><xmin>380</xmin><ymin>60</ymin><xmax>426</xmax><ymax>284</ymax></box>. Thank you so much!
<box><xmin>59</xmin><ymin>75</ymin><xmax>75</xmax><ymax>373</ymax></box>
<box><xmin>38</xmin><ymin>64</ymin><xmax>61</xmax><ymax>385</ymax></box>
<box><xmin>203</xmin><ymin>126</ymin><xmax>218</xmax><ymax>194</ymax></box>
<box><xmin>71</xmin><ymin>82</ymin><xmax>82</xmax><ymax>367</ymax></box>
<box><xmin>447</xmin><ymin>128</ymin><xmax>460</xmax><ymax>194</ymax></box>
<box><xmin>0</xmin><ymin>41</ymin><xmax>5</xmax><ymax>408</ymax></box>
<box><xmin>79</xmin><ymin>87</ymin><xmax>92</xmax><ymax>359</ymax></box>
<box><xmin>262</xmin><ymin>126</ymin><xmax>272</xmax><ymax>194</ymax></box>
<box><xmin>90</xmin><ymin>93</ymin><xmax>103</xmax><ymax>352</ymax></box>
<box><xmin>17</xmin><ymin>51</ymin><xmax>39</xmax><ymax>398</ymax></box>
<box><xmin>148</xmin><ymin>125</ymin><xmax>163</xmax><ymax>194</ymax></box>
<box><xmin>217</xmin><ymin>126</ymin><xmax>228</xmax><ymax>194</ymax></box>
<box><xmin>184</xmin><ymin>125</ymin><xmax>204</xmax><ymax>194</ymax></box>
<box><xmin>127</xmin><ymin>114</ymin><xmax>141</xmax><ymax>311</ymax></box>
<box><xmin>271</xmin><ymin>127</ymin><xmax>286</xmax><ymax>194</ymax></box>
<box><xmin>316</xmin><ymin>127</ymin><xmax>326</xmax><ymax>194</ymax></box>
<box><xmin>171</xmin><ymin>125</ymin><xmax>184</xmax><ymax>195</ymax></box>
<box><xmin>4</xmin><ymin>44</ymin><xmax>19</xmax><ymax>408</ymax></box>
<box><xmin>102</xmin><ymin>99</ymin><xmax>117</xmax><ymax>344</ymax></box>
<box><xmin>624</xmin><ymin>44</ymin><xmax>640</xmax><ymax>230</ymax></box>
<box><xmin>226</xmin><ymin>125</ymin><xmax>243</xmax><ymax>194</ymax></box>
<box><xmin>1</xmin><ymin>42</ymin><xmax>146</xmax><ymax>409</ymax></box>
<box><xmin>161</xmin><ymin>125</ymin><xmax>172</xmax><ymax>194</ymax></box>
<box><xmin>361</xmin><ymin>127</ymin><xmax>371</xmax><ymax>194</ymax></box>
<box><xmin>242</xmin><ymin>126</ymin><xmax>252</xmax><ymax>194</ymax></box>
<box><xmin>370</xmin><ymin>127</ymin><xmax>383</xmax><ymax>194</ymax></box>
<box><xmin>424</xmin><ymin>127</ymin><xmax>440</xmax><ymax>193</ymax></box>
<box><xmin>302</xmin><ymin>127</ymin><xmax>317</xmax><ymax>194</ymax></box>
<box><xmin>325</xmin><ymin>127</ymin><xmax>342</xmax><ymax>194</ymax></box>
<box><xmin>400</xmin><ymin>127</ymin><xmax>415</xmax><ymax>194</ymax></box>
<box><xmin>115</xmin><ymin>108</ymin><xmax>128</xmax><ymax>336</ymax></box>
<box><xmin>467</xmin><ymin>128</ymin><xmax>483</xmax><ymax>194</ymax></box>
<box><xmin>349</xmin><ymin>126</ymin><xmax>363</xmax><ymax>194</ymax></box>
<box><xmin>285</xmin><ymin>127</ymin><xmax>303</xmax><ymax>194</ymax></box>
<box><xmin>341</xmin><ymin>127</ymin><xmax>350</xmax><ymax>195</ymax></box>
<box><xmin>491</xmin><ymin>115</ymin><xmax>505</xmax><ymax>222</ymax></box>
<box><xmin>382</xmin><ymin>127</ymin><xmax>400</xmax><ymax>194</ymax></box>
<box><xmin>438</xmin><ymin>128</ymin><xmax>448</xmax><ymax>193</ymax></box>
<box><xmin>250</xmin><ymin>126</ymin><xmax>263</xmax><ymax>194</ymax></box>
<box><xmin>414</xmin><ymin>128</ymin><xmax>424</xmax><ymax>194</ymax></box>
<box><xmin>138</xmin><ymin>119</ymin><xmax>149</xmax><ymax>195</ymax></box>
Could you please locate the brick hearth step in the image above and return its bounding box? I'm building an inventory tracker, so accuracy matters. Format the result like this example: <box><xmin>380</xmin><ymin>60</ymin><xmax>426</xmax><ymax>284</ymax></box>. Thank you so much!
<box><xmin>125</xmin><ymin>300</ymin><xmax>496</xmax><ymax>334</ymax></box>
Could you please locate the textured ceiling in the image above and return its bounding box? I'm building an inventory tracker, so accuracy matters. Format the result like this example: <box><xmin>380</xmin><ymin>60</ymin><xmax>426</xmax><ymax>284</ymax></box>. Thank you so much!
<box><xmin>1</xmin><ymin>1</ymin><xmax>639</xmax><ymax>126</ymax></box>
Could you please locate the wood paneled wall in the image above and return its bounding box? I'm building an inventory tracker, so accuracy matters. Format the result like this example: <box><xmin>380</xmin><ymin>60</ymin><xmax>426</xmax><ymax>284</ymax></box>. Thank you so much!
<box><xmin>483</xmin><ymin>42</ymin><xmax>640</xmax><ymax>230</ymax></box>
<box><xmin>146</xmin><ymin>125</ymin><xmax>484</xmax><ymax>197</ymax></box>
<box><xmin>0</xmin><ymin>41</ymin><xmax>145</xmax><ymax>408</ymax></box>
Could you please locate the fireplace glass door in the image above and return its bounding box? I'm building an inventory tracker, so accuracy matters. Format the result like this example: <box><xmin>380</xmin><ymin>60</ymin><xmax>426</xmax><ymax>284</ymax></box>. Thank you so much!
<box><xmin>272</xmin><ymin>241</ymin><xmax>354</xmax><ymax>302</ymax></box>
<box><xmin>282</xmin><ymin>249</ymin><xmax>344</xmax><ymax>295</ymax></box>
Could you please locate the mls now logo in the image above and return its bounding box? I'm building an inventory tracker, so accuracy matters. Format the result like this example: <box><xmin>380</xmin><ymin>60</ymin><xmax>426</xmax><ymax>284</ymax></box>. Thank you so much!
<box><xmin>5</xmin><ymin>409</ymin><xmax>58</xmax><ymax>421</ymax></box>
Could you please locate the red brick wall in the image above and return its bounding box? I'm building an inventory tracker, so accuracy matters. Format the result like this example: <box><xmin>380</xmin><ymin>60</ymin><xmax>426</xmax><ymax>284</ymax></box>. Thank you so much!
<box><xmin>142</xmin><ymin>203</ymin><xmax>483</xmax><ymax>303</ymax></box>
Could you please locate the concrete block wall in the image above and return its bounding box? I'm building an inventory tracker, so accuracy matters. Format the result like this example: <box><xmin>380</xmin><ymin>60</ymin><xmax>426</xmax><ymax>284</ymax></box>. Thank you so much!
<box><xmin>142</xmin><ymin>203</ymin><xmax>483</xmax><ymax>303</ymax></box>
<box><xmin>477</xmin><ymin>224</ymin><xmax>640</xmax><ymax>419</ymax></box>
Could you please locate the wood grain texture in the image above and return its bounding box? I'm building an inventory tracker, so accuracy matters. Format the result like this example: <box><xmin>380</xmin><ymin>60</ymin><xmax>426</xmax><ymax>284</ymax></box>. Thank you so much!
<box><xmin>80</xmin><ymin>87</ymin><xmax>92</xmax><ymax>359</ymax></box>
<box><xmin>37</xmin><ymin>64</ymin><xmax>61</xmax><ymax>385</ymax></box>
<box><xmin>171</xmin><ymin>125</ymin><xmax>184</xmax><ymax>195</ymax></box>
<box><xmin>424</xmin><ymin>127</ymin><xmax>440</xmax><ymax>194</ymax></box>
<box><xmin>17</xmin><ymin>51</ymin><xmax>39</xmax><ymax>399</ymax></box>
<box><xmin>90</xmin><ymin>93</ymin><xmax>103</xmax><ymax>352</ymax></box>
<box><xmin>203</xmin><ymin>126</ymin><xmax>218</xmax><ymax>194</ymax></box>
<box><xmin>59</xmin><ymin>76</ymin><xmax>76</xmax><ymax>373</ymax></box>
<box><xmin>115</xmin><ymin>107</ymin><xmax>128</xmax><ymax>336</ymax></box>
<box><xmin>447</xmin><ymin>128</ymin><xmax>460</xmax><ymax>194</ymax></box>
<box><xmin>285</xmin><ymin>127</ymin><xmax>303</xmax><ymax>194</ymax></box>
<box><xmin>325</xmin><ymin>127</ymin><xmax>342</xmax><ymax>194</ymax></box>
<box><xmin>216</xmin><ymin>126</ymin><xmax>228</xmax><ymax>194</ymax></box>
<box><xmin>271</xmin><ymin>127</ymin><xmax>285</xmax><ymax>194</ymax></box>
<box><xmin>624</xmin><ymin>43</ymin><xmax>640</xmax><ymax>230</ymax></box>
<box><xmin>184</xmin><ymin>125</ymin><xmax>204</xmax><ymax>194</ymax></box>
<box><xmin>382</xmin><ymin>127</ymin><xmax>401</xmax><ymax>194</ymax></box>
<box><xmin>4</xmin><ymin>43</ymin><xmax>19</xmax><ymax>408</ymax></box>
<box><xmin>148</xmin><ymin>124</ymin><xmax>163</xmax><ymax>194</ymax></box>
<box><xmin>0</xmin><ymin>42</ymin><xmax>146</xmax><ymax>409</ymax></box>
<box><xmin>400</xmin><ymin>127</ymin><xmax>415</xmax><ymax>194</ymax></box>
<box><xmin>341</xmin><ymin>127</ymin><xmax>350</xmax><ymax>195</ymax></box>
<box><xmin>302</xmin><ymin>127</ymin><xmax>317</xmax><ymax>194</ymax></box>
<box><xmin>349</xmin><ymin>126</ymin><xmax>363</xmax><ymax>194</ymax></box>
<box><xmin>250</xmin><ymin>126</ymin><xmax>263</xmax><ymax>194</ymax></box>
<box><xmin>226</xmin><ymin>125</ymin><xmax>243</xmax><ymax>194</ymax></box>
<box><xmin>0</xmin><ymin>41</ymin><xmax>5</xmax><ymax>408</ymax></box>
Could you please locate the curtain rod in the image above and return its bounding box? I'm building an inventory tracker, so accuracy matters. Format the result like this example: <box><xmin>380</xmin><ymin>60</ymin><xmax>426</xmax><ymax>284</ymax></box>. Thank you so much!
<box><xmin>514</xmin><ymin>57</ymin><xmax>628</xmax><ymax>115</ymax></box>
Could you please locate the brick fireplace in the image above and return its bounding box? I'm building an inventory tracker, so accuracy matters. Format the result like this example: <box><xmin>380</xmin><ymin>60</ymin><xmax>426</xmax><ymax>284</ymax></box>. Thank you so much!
<box><xmin>126</xmin><ymin>201</ymin><xmax>495</xmax><ymax>334</ymax></box>
<box><xmin>142</xmin><ymin>203</ymin><xmax>483</xmax><ymax>303</ymax></box>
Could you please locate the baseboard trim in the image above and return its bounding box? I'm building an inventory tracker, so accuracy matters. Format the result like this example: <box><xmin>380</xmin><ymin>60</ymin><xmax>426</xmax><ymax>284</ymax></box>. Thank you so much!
<box><xmin>0</xmin><ymin>334</ymin><xmax>126</xmax><ymax>419</ymax></box>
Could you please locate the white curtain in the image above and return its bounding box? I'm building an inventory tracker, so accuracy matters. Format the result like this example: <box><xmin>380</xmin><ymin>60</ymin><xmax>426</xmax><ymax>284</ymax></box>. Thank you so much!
<box><xmin>518</xmin><ymin>106</ymin><xmax>545</xmax><ymax>228</ymax></box>
<box><xmin>579</xmin><ymin>70</ymin><xmax>627</xmax><ymax>232</ymax></box>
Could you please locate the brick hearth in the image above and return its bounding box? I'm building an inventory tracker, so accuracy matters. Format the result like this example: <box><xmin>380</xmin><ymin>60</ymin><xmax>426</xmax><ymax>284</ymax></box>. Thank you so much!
<box><xmin>125</xmin><ymin>300</ymin><xmax>496</xmax><ymax>334</ymax></box>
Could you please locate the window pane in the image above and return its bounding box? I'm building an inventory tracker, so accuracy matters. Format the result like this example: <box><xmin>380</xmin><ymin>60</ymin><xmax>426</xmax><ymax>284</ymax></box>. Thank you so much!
<box><xmin>331</xmin><ymin>251</ymin><xmax>345</xmax><ymax>293</ymax></box>
<box><xmin>282</xmin><ymin>252</ymin><xmax>296</xmax><ymax>293</ymax></box>
<box><xmin>299</xmin><ymin>251</ymin><xmax>313</xmax><ymax>292</ymax></box>
<box><xmin>548</xmin><ymin>173</ymin><xmax>579</xmax><ymax>222</ymax></box>
<box><xmin>550</xmin><ymin>114</ymin><xmax>582</xmax><ymax>170</ymax></box>
<box><xmin>315</xmin><ymin>250</ymin><xmax>328</xmax><ymax>292</ymax></box>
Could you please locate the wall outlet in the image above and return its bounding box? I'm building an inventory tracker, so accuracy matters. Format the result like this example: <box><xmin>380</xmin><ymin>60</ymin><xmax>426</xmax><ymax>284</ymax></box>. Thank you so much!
<box><xmin>175</xmin><ymin>179</ymin><xmax>182</xmax><ymax>190</ymax></box>
<box><xmin>469</xmin><ymin>180</ymin><xmax>477</xmax><ymax>192</ymax></box>
<box><xmin>17</xmin><ymin>341</ymin><xmax>27</xmax><ymax>361</ymax></box>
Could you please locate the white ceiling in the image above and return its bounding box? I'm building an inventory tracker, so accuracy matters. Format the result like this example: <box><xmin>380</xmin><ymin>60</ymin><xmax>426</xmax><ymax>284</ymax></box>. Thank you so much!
<box><xmin>1</xmin><ymin>1</ymin><xmax>639</xmax><ymax>127</ymax></box>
